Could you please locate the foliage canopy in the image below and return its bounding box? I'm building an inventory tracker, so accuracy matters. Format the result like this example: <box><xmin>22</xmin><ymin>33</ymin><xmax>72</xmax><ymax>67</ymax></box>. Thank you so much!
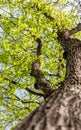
<box><xmin>0</xmin><ymin>0</ymin><xmax>80</xmax><ymax>129</ymax></box>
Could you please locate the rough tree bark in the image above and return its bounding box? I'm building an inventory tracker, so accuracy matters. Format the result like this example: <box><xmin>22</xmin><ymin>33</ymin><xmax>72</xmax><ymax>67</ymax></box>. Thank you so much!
<box><xmin>14</xmin><ymin>23</ymin><xmax>81</xmax><ymax>130</ymax></box>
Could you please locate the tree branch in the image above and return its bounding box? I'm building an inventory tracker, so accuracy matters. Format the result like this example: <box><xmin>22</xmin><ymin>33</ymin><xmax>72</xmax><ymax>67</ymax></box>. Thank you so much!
<box><xmin>31</xmin><ymin>3</ymin><xmax>54</xmax><ymax>21</ymax></box>
<box><xmin>64</xmin><ymin>23</ymin><xmax>81</xmax><ymax>39</ymax></box>
<box><xmin>58</xmin><ymin>30</ymin><xmax>81</xmax><ymax>53</ymax></box>
<box><xmin>30</xmin><ymin>37</ymin><xmax>54</xmax><ymax>98</ymax></box>
<box><xmin>69</xmin><ymin>23</ymin><xmax>81</xmax><ymax>35</ymax></box>
<box><xmin>13</xmin><ymin>94</ymin><xmax>40</xmax><ymax>104</ymax></box>
<box><xmin>25</xmin><ymin>87</ymin><xmax>45</xmax><ymax>97</ymax></box>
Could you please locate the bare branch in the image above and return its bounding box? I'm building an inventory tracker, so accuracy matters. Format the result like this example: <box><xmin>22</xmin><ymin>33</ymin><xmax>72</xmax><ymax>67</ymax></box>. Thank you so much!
<box><xmin>53</xmin><ymin>0</ymin><xmax>59</xmax><ymax>5</ymax></box>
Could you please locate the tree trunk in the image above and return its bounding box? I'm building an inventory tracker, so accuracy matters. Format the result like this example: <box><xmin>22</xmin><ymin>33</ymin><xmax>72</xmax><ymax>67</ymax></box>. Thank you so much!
<box><xmin>14</xmin><ymin>27</ymin><xmax>81</xmax><ymax>130</ymax></box>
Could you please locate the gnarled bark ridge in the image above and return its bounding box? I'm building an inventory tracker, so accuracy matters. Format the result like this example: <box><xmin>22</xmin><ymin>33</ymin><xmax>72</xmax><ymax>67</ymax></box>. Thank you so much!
<box><xmin>14</xmin><ymin>24</ymin><xmax>81</xmax><ymax>130</ymax></box>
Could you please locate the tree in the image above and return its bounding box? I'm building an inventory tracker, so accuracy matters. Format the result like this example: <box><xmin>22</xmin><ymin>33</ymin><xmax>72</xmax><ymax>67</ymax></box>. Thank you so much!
<box><xmin>0</xmin><ymin>0</ymin><xmax>81</xmax><ymax>130</ymax></box>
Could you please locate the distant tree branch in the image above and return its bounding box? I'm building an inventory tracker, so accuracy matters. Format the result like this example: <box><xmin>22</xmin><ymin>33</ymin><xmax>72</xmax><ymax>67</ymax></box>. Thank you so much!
<box><xmin>31</xmin><ymin>3</ymin><xmax>54</xmax><ymax>21</ymax></box>
<box><xmin>43</xmin><ymin>12</ymin><xmax>54</xmax><ymax>20</ymax></box>
<box><xmin>53</xmin><ymin>0</ymin><xmax>59</xmax><ymax>5</ymax></box>
<box><xmin>13</xmin><ymin>94</ymin><xmax>40</xmax><ymax>104</ymax></box>
<box><xmin>25</xmin><ymin>87</ymin><xmax>45</xmax><ymax>97</ymax></box>
<box><xmin>5</xmin><ymin>95</ymin><xmax>40</xmax><ymax>104</ymax></box>
<box><xmin>4</xmin><ymin>77</ymin><xmax>18</xmax><ymax>84</ymax></box>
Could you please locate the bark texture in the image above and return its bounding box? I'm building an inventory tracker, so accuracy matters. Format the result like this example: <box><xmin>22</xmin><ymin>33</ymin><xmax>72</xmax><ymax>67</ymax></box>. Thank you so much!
<box><xmin>14</xmin><ymin>24</ymin><xmax>81</xmax><ymax>130</ymax></box>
